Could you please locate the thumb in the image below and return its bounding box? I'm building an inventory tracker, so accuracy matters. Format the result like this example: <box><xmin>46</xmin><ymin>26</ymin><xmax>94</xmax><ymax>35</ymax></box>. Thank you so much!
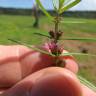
<box><xmin>2</xmin><ymin>67</ymin><xmax>82</xmax><ymax>96</ymax></box>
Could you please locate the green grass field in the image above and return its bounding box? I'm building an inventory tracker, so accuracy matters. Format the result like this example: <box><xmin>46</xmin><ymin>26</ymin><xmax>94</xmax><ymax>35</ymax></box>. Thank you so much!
<box><xmin>0</xmin><ymin>14</ymin><xmax>96</xmax><ymax>85</ymax></box>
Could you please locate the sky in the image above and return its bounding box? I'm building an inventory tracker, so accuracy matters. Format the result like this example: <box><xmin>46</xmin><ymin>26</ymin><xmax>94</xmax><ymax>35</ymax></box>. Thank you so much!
<box><xmin>0</xmin><ymin>0</ymin><xmax>96</xmax><ymax>11</ymax></box>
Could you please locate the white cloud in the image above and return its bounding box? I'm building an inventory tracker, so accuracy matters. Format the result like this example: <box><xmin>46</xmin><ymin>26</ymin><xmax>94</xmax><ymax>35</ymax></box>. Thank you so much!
<box><xmin>70</xmin><ymin>0</ymin><xmax>96</xmax><ymax>11</ymax></box>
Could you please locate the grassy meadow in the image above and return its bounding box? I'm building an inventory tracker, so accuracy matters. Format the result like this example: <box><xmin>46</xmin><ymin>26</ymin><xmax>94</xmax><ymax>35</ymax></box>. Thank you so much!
<box><xmin>0</xmin><ymin>14</ymin><xmax>96</xmax><ymax>85</ymax></box>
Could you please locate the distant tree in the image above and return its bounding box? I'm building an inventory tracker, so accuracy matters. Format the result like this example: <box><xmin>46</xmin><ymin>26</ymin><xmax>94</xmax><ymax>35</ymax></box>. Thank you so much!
<box><xmin>32</xmin><ymin>3</ymin><xmax>39</xmax><ymax>28</ymax></box>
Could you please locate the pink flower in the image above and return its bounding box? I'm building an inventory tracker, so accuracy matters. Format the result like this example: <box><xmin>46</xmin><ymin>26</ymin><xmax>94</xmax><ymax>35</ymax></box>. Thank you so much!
<box><xmin>43</xmin><ymin>42</ymin><xmax>63</xmax><ymax>55</ymax></box>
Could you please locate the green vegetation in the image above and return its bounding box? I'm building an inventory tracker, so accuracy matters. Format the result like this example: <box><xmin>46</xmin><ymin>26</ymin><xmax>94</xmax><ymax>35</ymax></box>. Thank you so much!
<box><xmin>0</xmin><ymin>15</ymin><xmax>96</xmax><ymax>85</ymax></box>
<box><xmin>0</xmin><ymin>15</ymin><xmax>96</xmax><ymax>44</ymax></box>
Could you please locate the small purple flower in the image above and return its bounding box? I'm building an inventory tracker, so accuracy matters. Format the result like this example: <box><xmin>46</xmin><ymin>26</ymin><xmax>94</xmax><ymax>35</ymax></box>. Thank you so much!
<box><xmin>43</xmin><ymin>41</ymin><xmax>63</xmax><ymax>55</ymax></box>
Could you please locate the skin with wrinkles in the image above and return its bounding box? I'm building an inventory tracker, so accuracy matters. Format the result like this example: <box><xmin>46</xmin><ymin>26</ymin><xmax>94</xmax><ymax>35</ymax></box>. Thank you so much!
<box><xmin>2</xmin><ymin>67</ymin><xmax>82</xmax><ymax>96</ymax></box>
<box><xmin>0</xmin><ymin>45</ymin><xmax>96</xmax><ymax>96</ymax></box>
<box><xmin>0</xmin><ymin>45</ymin><xmax>78</xmax><ymax>88</ymax></box>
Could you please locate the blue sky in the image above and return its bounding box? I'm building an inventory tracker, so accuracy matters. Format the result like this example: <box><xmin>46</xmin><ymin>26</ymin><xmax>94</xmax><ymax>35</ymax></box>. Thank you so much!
<box><xmin>0</xmin><ymin>0</ymin><xmax>96</xmax><ymax>11</ymax></box>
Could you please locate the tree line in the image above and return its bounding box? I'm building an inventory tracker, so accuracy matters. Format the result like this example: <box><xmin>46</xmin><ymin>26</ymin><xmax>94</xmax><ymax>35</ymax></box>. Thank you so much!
<box><xmin>0</xmin><ymin>7</ymin><xmax>96</xmax><ymax>18</ymax></box>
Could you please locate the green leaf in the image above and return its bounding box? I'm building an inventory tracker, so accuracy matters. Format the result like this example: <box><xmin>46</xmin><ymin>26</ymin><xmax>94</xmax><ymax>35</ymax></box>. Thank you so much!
<box><xmin>60</xmin><ymin>52</ymin><xmax>96</xmax><ymax>57</ymax></box>
<box><xmin>59</xmin><ymin>0</ymin><xmax>65</xmax><ymax>9</ymax></box>
<box><xmin>52</xmin><ymin>0</ymin><xmax>58</xmax><ymax>12</ymax></box>
<box><xmin>59</xmin><ymin>0</ymin><xmax>81</xmax><ymax>14</ymax></box>
<box><xmin>33</xmin><ymin>32</ymin><xmax>50</xmax><ymax>38</ymax></box>
<box><xmin>8</xmin><ymin>38</ymin><xmax>55</xmax><ymax>57</ymax></box>
<box><xmin>78</xmin><ymin>75</ymin><xmax>96</xmax><ymax>92</ymax></box>
<box><xmin>60</xmin><ymin>38</ymin><xmax>96</xmax><ymax>42</ymax></box>
<box><xmin>36</xmin><ymin>0</ymin><xmax>53</xmax><ymax>20</ymax></box>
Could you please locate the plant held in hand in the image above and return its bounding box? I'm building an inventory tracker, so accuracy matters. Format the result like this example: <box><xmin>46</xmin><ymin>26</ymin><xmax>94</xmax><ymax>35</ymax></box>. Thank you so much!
<box><xmin>9</xmin><ymin>0</ymin><xmax>96</xmax><ymax>92</ymax></box>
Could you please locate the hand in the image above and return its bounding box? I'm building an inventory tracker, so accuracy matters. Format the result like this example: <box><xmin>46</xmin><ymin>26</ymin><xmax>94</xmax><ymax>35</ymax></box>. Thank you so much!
<box><xmin>0</xmin><ymin>45</ymin><xmax>95</xmax><ymax>96</ymax></box>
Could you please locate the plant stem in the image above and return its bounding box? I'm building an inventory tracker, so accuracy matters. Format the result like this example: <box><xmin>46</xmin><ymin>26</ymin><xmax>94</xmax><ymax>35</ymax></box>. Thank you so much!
<box><xmin>54</xmin><ymin>13</ymin><xmax>61</xmax><ymax>66</ymax></box>
<box><xmin>54</xmin><ymin>13</ymin><xmax>59</xmax><ymax>43</ymax></box>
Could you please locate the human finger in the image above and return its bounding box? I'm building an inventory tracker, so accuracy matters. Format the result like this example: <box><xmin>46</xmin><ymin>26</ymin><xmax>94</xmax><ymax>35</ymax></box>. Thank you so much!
<box><xmin>1</xmin><ymin>67</ymin><xmax>82</xmax><ymax>96</ymax></box>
